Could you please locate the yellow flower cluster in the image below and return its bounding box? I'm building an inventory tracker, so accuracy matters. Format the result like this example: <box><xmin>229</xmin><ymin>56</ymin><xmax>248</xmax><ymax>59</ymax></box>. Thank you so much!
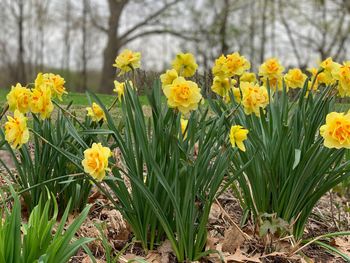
<box><xmin>258</xmin><ymin>58</ymin><xmax>285</xmax><ymax>91</ymax></box>
<box><xmin>4</xmin><ymin>73</ymin><xmax>68</xmax><ymax>149</ymax></box>
<box><xmin>307</xmin><ymin>57</ymin><xmax>350</xmax><ymax>97</ymax></box>
<box><xmin>4</xmin><ymin>110</ymin><xmax>29</xmax><ymax>149</ymax></box>
<box><xmin>211</xmin><ymin>52</ymin><xmax>250</xmax><ymax>101</ymax></box>
<box><xmin>35</xmin><ymin>73</ymin><xmax>68</xmax><ymax>101</ymax></box>
<box><xmin>238</xmin><ymin>82</ymin><xmax>269</xmax><ymax>117</ymax></box>
<box><xmin>161</xmin><ymin>53</ymin><xmax>202</xmax><ymax>115</ymax></box>
<box><xmin>113</xmin><ymin>49</ymin><xmax>141</xmax><ymax>75</ymax></box>
<box><xmin>7</xmin><ymin>73</ymin><xmax>67</xmax><ymax>120</ymax></box>
<box><xmin>82</xmin><ymin>143</ymin><xmax>111</xmax><ymax>181</ymax></box>
<box><xmin>320</xmin><ymin>111</ymin><xmax>350</xmax><ymax>149</ymax></box>
<box><xmin>30</xmin><ymin>85</ymin><xmax>54</xmax><ymax>120</ymax></box>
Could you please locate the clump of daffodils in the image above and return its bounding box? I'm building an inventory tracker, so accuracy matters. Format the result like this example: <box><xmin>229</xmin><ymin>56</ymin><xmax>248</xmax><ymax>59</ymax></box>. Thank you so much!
<box><xmin>161</xmin><ymin>52</ymin><xmax>202</xmax><ymax>115</ymax></box>
<box><xmin>30</xmin><ymin>84</ymin><xmax>54</xmax><ymax>120</ymax></box>
<box><xmin>210</xmin><ymin>52</ymin><xmax>250</xmax><ymax>102</ymax></box>
<box><xmin>112</xmin><ymin>49</ymin><xmax>141</xmax><ymax>105</ymax></box>
<box><xmin>4</xmin><ymin>73</ymin><xmax>68</xmax><ymax>150</ymax></box>
<box><xmin>82</xmin><ymin>142</ymin><xmax>111</xmax><ymax>181</ymax></box>
<box><xmin>6</xmin><ymin>72</ymin><xmax>68</xmax><ymax>119</ymax></box>
<box><xmin>35</xmin><ymin>73</ymin><xmax>68</xmax><ymax>101</ymax></box>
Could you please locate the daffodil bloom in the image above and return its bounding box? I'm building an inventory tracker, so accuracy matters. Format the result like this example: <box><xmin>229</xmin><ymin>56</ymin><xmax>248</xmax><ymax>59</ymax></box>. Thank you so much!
<box><xmin>180</xmin><ymin>117</ymin><xmax>188</xmax><ymax>138</ymax></box>
<box><xmin>163</xmin><ymin>77</ymin><xmax>202</xmax><ymax>115</ymax></box>
<box><xmin>320</xmin><ymin>57</ymin><xmax>341</xmax><ymax>73</ymax></box>
<box><xmin>113</xmin><ymin>80</ymin><xmax>133</xmax><ymax>101</ymax></box>
<box><xmin>240</xmin><ymin>72</ymin><xmax>257</xmax><ymax>83</ymax></box>
<box><xmin>30</xmin><ymin>85</ymin><xmax>54</xmax><ymax>120</ymax></box>
<box><xmin>82</xmin><ymin>143</ymin><xmax>111</xmax><ymax>181</ymax></box>
<box><xmin>86</xmin><ymin>102</ymin><xmax>106</xmax><ymax>122</ymax></box>
<box><xmin>6</xmin><ymin>83</ymin><xmax>31</xmax><ymax>113</ymax></box>
<box><xmin>259</xmin><ymin>58</ymin><xmax>285</xmax><ymax>91</ymax></box>
<box><xmin>113</xmin><ymin>49</ymin><xmax>141</xmax><ymax>75</ymax></box>
<box><xmin>212</xmin><ymin>55</ymin><xmax>228</xmax><ymax>78</ymax></box>
<box><xmin>240</xmin><ymin>82</ymin><xmax>269</xmax><ymax>116</ymax></box>
<box><xmin>320</xmin><ymin>111</ymin><xmax>350</xmax><ymax>149</ymax></box>
<box><xmin>35</xmin><ymin>73</ymin><xmax>68</xmax><ymax>101</ymax></box>
<box><xmin>307</xmin><ymin>67</ymin><xmax>334</xmax><ymax>89</ymax></box>
<box><xmin>224</xmin><ymin>52</ymin><xmax>250</xmax><ymax>77</ymax></box>
<box><xmin>332</xmin><ymin>61</ymin><xmax>350</xmax><ymax>97</ymax></box>
<box><xmin>4</xmin><ymin>110</ymin><xmax>29</xmax><ymax>149</ymax></box>
<box><xmin>160</xmin><ymin>69</ymin><xmax>178</xmax><ymax>87</ymax></box>
<box><xmin>284</xmin><ymin>68</ymin><xmax>307</xmax><ymax>89</ymax></box>
<box><xmin>211</xmin><ymin>76</ymin><xmax>231</xmax><ymax>97</ymax></box>
<box><xmin>232</xmin><ymin>87</ymin><xmax>242</xmax><ymax>103</ymax></box>
<box><xmin>171</xmin><ymin>52</ymin><xmax>198</xmax><ymax>77</ymax></box>
<box><xmin>229</xmin><ymin>125</ymin><xmax>249</xmax><ymax>152</ymax></box>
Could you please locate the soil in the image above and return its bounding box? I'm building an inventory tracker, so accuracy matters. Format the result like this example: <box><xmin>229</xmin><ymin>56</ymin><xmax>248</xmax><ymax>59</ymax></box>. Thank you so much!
<box><xmin>1</xmin><ymin>149</ymin><xmax>349</xmax><ymax>263</ymax></box>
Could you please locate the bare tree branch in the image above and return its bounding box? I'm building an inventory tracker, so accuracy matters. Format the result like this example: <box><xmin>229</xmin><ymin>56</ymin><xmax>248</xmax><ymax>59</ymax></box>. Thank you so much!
<box><xmin>121</xmin><ymin>28</ymin><xmax>199</xmax><ymax>46</ymax></box>
<box><xmin>326</xmin><ymin>7</ymin><xmax>346</xmax><ymax>56</ymax></box>
<box><xmin>119</xmin><ymin>0</ymin><xmax>181</xmax><ymax>41</ymax></box>
<box><xmin>87</xmin><ymin>0</ymin><xmax>108</xmax><ymax>33</ymax></box>
<box><xmin>279</xmin><ymin>0</ymin><xmax>302</xmax><ymax>66</ymax></box>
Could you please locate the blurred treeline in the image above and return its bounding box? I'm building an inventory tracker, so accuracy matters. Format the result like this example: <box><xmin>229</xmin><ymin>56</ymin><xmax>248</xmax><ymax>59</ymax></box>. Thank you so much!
<box><xmin>0</xmin><ymin>0</ymin><xmax>349</xmax><ymax>93</ymax></box>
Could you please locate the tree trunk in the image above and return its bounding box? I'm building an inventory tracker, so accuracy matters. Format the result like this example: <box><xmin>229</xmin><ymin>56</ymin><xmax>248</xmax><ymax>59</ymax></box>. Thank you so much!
<box><xmin>17</xmin><ymin>0</ymin><xmax>26</xmax><ymax>84</ymax></box>
<box><xmin>219</xmin><ymin>0</ymin><xmax>229</xmax><ymax>54</ymax></box>
<box><xmin>79</xmin><ymin>0</ymin><xmax>88</xmax><ymax>92</ymax></box>
<box><xmin>260</xmin><ymin>0</ymin><xmax>268</xmax><ymax>64</ymax></box>
<box><xmin>100</xmin><ymin>0</ymin><xmax>128</xmax><ymax>93</ymax></box>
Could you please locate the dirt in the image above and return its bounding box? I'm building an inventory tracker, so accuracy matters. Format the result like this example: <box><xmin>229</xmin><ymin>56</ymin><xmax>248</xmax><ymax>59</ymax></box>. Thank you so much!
<box><xmin>1</xmin><ymin>146</ymin><xmax>350</xmax><ymax>262</ymax></box>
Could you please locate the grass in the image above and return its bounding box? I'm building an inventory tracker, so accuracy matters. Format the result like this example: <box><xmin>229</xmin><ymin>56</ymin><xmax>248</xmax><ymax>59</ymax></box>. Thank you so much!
<box><xmin>0</xmin><ymin>88</ymin><xmax>149</xmax><ymax>107</ymax></box>
<box><xmin>0</xmin><ymin>87</ymin><xmax>347</xmax><ymax>112</ymax></box>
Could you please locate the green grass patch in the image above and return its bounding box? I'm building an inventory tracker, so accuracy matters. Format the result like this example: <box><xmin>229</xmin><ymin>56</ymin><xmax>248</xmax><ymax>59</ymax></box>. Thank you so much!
<box><xmin>0</xmin><ymin>88</ymin><xmax>149</xmax><ymax>107</ymax></box>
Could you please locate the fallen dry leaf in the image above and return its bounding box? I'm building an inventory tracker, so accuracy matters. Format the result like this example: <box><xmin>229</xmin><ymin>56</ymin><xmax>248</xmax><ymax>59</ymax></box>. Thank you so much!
<box><xmin>225</xmin><ymin>248</ymin><xmax>261</xmax><ymax>263</ymax></box>
<box><xmin>222</xmin><ymin>226</ymin><xmax>246</xmax><ymax>254</ymax></box>
<box><xmin>209</xmin><ymin>203</ymin><xmax>222</xmax><ymax>224</ymax></box>
<box><xmin>157</xmin><ymin>240</ymin><xmax>174</xmax><ymax>263</ymax></box>
<box><xmin>145</xmin><ymin>251</ymin><xmax>162</xmax><ymax>262</ymax></box>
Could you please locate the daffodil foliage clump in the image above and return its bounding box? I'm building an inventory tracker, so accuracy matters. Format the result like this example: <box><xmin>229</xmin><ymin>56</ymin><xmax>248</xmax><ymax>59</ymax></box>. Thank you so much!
<box><xmin>2</xmin><ymin>46</ymin><xmax>350</xmax><ymax>263</ymax></box>
<box><xmin>0</xmin><ymin>73</ymin><xmax>102</xmax><ymax>213</ymax></box>
<box><xmin>82</xmin><ymin>51</ymin><xmax>236</xmax><ymax>261</ymax></box>
<box><xmin>208</xmin><ymin>54</ymin><xmax>350</xmax><ymax>241</ymax></box>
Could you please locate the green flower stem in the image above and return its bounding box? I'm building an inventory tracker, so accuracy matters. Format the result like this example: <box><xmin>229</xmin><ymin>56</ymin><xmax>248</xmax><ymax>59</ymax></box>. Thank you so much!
<box><xmin>0</xmin><ymin>103</ymin><xmax>9</xmax><ymax>121</ymax></box>
<box><xmin>53</xmin><ymin>100</ymin><xmax>86</xmax><ymax>129</ymax></box>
